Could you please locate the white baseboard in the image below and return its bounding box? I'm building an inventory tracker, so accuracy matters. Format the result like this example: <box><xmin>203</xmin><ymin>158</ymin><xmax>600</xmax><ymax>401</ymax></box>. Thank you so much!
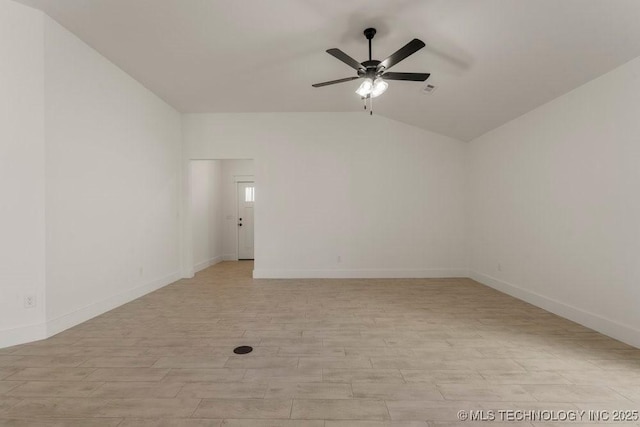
<box><xmin>46</xmin><ymin>271</ymin><xmax>181</xmax><ymax>337</ymax></box>
<box><xmin>1</xmin><ymin>272</ymin><xmax>181</xmax><ymax>349</ymax></box>
<box><xmin>0</xmin><ymin>322</ymin><xmax>47</xmax><ymax>349</ymax></box>
<box><xmin>193</xmin><ymin>256</ymin><xmax>223</xmax><ymax>273</ymax></box>
<box><xmin>7</xmin><ymin>267</ymin><xmax>636</xmax><ymax>352</ymax></box>
<box><xmin>253</xmin><ymin>268</ymin><xmax>469</xmax><ymax>279</ymax></box>
<box><xmin>470</xmin><ymin>271</ymin><xmax>640</xmax><ymax>349</ymax></box>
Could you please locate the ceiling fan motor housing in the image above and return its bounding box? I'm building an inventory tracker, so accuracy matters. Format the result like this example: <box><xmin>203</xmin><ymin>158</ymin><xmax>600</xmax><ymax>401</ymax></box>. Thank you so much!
<box><xmin>359</xmin><ymin>60</ymin><xmax>383</xmax><ymax>79</ymax></box>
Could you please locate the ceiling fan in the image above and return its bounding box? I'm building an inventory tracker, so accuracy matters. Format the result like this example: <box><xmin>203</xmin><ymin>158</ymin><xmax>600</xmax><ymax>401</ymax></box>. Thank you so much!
<box><xmin>312</xmin><ymin>28</ymin><xmax>430</xmax><ymax>110</ymax></box>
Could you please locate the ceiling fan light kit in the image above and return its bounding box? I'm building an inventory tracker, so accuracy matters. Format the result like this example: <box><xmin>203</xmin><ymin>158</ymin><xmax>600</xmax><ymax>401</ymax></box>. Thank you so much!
<box><xmin>371</xmin><ymin>78</ymin><xmax>388</xmax><ymax>97</ymax></box>
<box><xmin>356</xmin><ymin>77</ymin><xmax>388</xmax><ymax>98</ymax></box>
<box><xmin>355</xmin><ymin>78</ymin><xmax>372</xmax><ymax>97</ymax></box>
<box><xmin>313</xmin><ymin>27</ymin><xmax>430</xmax><ymax>114</ymax></box>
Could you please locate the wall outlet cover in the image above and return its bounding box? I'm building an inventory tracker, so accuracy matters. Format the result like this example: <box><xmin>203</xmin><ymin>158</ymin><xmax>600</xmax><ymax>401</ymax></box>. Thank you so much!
<box><xmin>24</xmin><ymin>294</ymin><xmax>36</xmax><ymax>308</ymax></box>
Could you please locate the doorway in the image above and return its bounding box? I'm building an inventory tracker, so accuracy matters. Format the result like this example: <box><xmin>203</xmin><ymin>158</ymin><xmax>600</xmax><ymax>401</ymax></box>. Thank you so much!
<box><xmin>186</xmin><ymin>159</ymin><xmax>254</xmax><ymax>276</ymax></box>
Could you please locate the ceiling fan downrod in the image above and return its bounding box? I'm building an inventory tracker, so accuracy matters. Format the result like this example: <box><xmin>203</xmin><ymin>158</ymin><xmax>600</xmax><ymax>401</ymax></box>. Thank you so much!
<box><xmin>364</xmin><ymin>27</ymin><xmax>376</xmax><ymax>61</ymax></box>
<box><xmin>363</xmin><ymin>28</ymin><xmax>377</xmax><ymax>115</ymax></box>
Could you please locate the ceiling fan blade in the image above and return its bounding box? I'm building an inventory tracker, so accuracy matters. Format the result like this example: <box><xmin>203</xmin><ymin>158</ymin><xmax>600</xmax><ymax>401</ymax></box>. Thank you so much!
<box><xmin>382</xmin><ymin>72</ymin><xmax>430</xmax><ymax>82</ymax></box>
<box><xmin>326</xmin><ymin>48</ymin><xmax>365</xmax><ymax>71</ymax></box>
<box><xmin>312</xmin><ymin>76</ymin><xmax>360</xmax><ymax>88</ymax></box>
<box><xmin>379</xmin><ymin>39</ymin><xmax>426</xmax><ymax>71</ymax></box>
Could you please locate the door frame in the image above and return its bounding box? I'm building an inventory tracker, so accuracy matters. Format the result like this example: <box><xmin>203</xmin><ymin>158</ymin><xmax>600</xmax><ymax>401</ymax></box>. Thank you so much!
<box><xmin>234</xmin><ymin>175</ymin><xmax>254</xmax><ymax>261</ymax></box>
<box><xmin>180</xmin><ymin>159</ymin><xmax>255</xmax><ymax>279</ymax></box>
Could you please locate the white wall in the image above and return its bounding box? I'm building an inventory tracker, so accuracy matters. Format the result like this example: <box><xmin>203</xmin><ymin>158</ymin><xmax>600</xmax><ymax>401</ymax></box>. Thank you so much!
<box><xmin>469</xmin><ymin>56</ymin><xmax>640</xmax><ymax>347</ymax></box>
<box><xmin>0</xmin><ymin>6</ymin><xmax>182</xmax><ymax>347</ymax></box>
<box><xmin>6</xmin><ymin>0</ymin><xmax>636</xmax><ymax>351</ymax></box>
<box><xmin>43</xmin><ymin>17</ymin><xmax>182</xmax><ymax>335</ymax></box>
<box><xmin>0</xmin><ymin>0</ymin><xmax>47</xmax><ymax>347</ymax></box>
<box><xmin>221</xmin><ymin>160</ymin><xmax>254</xmax><ymax>260</ymax></box>
<box><xmin>190</xmin><ymin>160</ymin><xmax>223</xmax><ymax>272</ymax></box>
<box><xmin>183</xmin><ymin>113</ymin><xmax>468</xmax><ymax>278</ymax></box>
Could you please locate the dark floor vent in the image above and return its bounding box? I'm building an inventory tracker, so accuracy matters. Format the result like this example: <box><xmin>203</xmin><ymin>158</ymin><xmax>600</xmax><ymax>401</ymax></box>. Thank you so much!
<box><xmin>233</xmin><ymin>346</ymin><xmax>253</xmax><ymax>354</ymax></box>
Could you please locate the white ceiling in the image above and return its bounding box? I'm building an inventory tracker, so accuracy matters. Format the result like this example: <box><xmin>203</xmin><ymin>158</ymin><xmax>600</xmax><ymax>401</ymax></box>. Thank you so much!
<box><xmin>17</xmin><ymin>0</ymin><xmax>640</xmax><ymax>141</ymax></box>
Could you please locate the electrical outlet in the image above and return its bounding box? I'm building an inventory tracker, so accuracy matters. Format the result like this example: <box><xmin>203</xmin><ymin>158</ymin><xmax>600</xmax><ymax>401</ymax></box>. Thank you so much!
<box><xmin>497</xmin><ymin>263</ymin><xmax>503</xmax><ymax>272</ymax></box>
<box><xmin>139</xmin><ymin>266</ymin><xmax>144</xmax><ymax>276</ymax></box>
<box><xmin>24</xmin><ymin>294</ymin><xmax>36</xmax><ymax>308</ymax></box>
<box><xmin>337</xmin><ymin>255</ymin><xmax>342</xmax><ymax>263</ymax></box>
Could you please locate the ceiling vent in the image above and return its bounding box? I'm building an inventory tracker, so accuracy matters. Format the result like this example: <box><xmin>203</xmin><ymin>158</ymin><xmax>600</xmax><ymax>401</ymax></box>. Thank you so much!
<box><xmin>422</xmin><ymin>84</ymin><xmax>437</xmax><ymax>94</ymax></box>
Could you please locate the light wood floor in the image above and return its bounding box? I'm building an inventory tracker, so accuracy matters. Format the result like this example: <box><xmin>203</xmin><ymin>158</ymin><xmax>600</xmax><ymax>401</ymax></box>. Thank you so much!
<box><xmin>1</xmin><ymin>261</ymin><xmax>639</xmax><ymax>426</ymax></box>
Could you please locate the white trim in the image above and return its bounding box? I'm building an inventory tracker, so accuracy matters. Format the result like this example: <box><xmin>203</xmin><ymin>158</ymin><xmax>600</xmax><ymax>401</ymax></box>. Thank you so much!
<box><xmin>470</xmin><ymin>271</ymin><xmax>640</xmax><ymax>349</ymax></box>
<box><xmin>193</xmin><ymin>256</ymin><xmax>223</xmax><ymax>273</ymax></box>
<box><xmin>181</xmin><ymin>159</ymin><xmax>194</xmax><ymax>279</ymax></box>
<box><xmin>1</xmin><ymin>271</ymin><xmax>181</xmax><ymax>349</ymax></box>
<box><xmin>253</xmin><ymin>268</ymin><xmax>469</xmax><ymax>279</ymax></box>
<box><xmin>46</xmin><ymin>271</ymin><xmax>180</xmax><ymax>337</ymax></box>
<box><xmin>0</xmin><ymin>322</ymin><xmax>47</xmax><ymax>349</ymax></box>
<box><xmin>233</xmin><ymin>175</ymin><xmax>254</xmax><ymax>183</ymax></box>
<box><xmin>6</xmin><ymin>268</ymin><xmax>637</xmax><ymax>351</ymax></box>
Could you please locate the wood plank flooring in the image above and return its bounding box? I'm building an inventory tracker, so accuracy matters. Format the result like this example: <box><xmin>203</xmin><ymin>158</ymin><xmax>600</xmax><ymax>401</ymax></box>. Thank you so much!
<box><xmin>0</xmin><ymin>261</ymin><xmax>639</xmax><ymax>426</ymax></box>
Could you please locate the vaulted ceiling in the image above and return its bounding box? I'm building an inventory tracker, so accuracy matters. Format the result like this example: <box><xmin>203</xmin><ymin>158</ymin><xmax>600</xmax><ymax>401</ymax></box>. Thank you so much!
<box><xmin>17</xmin><ymin>0</ymin><xmax>640</xmax><ymax>141</ymax></box>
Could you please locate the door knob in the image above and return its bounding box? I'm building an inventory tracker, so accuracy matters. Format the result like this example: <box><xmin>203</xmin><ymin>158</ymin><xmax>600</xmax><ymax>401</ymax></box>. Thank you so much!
<box><xmin>238</xmin><ymin>223</ymin><xmax>243</xmax><ymax>226</ymax></box>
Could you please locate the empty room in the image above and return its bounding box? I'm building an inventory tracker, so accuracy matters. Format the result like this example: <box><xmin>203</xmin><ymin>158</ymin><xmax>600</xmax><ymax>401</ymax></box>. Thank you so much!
<box><xmin>1</xmin><ymin>0</ymin><xmax>640</xmax><ymax>425</ymax></box>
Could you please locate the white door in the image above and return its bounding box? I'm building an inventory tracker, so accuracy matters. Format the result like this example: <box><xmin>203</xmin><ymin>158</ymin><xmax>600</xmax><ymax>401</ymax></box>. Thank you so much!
<box><xmin>237</xmin><ymin>182</ymin><xmax>255</xmax><ymax>260</ymax></box>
